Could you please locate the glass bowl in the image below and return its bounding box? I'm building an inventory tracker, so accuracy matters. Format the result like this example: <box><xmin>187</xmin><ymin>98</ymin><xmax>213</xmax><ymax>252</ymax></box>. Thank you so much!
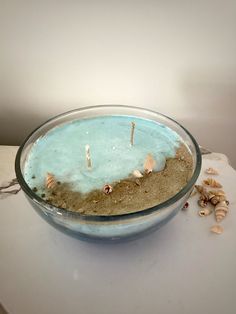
<box><xmin>15</xmin><ymin>105</ymin><xmax>201</xmax><ymax>242</ymax></box>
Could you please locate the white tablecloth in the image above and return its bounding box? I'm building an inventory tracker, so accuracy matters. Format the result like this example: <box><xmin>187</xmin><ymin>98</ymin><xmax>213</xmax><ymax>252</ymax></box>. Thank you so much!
<box><xmin>0</xmin><ymin>146</ymin><xmax>236</xmax><ymax>314</ymax></box>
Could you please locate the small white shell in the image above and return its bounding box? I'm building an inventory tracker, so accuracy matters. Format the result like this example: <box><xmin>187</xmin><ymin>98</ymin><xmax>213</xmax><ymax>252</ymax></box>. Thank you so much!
<box><xmin>205</xmin><ymin>167</ymin><xmax>219</xmax><ymax>175</ymax></box>
<box><xmin>198</xmin><ymin>208</ymin><xmax>212</xmax><ymax>217</ymax></box>
<box><xmin>133</xmin><ymin>170</ymin><xmax>143</xmax><ymax>178</ymax></box>
<box><xmin>210</xmin><ymin>225</ymin><xmax>223</xmax><ymax>235</ymax></box>
<box><xmin>144</xmin><ymin>154</ymin><xmax>156</xmax><ymax>173</ymax></box>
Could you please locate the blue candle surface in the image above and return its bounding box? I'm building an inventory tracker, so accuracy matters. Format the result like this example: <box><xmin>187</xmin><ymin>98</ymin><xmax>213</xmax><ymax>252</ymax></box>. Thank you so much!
<box><xmin>24</xmin><ymin>115</ymin><xmax>182</xmax><ymax>194</ymax></box>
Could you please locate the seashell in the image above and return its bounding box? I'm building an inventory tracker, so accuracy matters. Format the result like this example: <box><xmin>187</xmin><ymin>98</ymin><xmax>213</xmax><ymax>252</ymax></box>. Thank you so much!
<box><xmin>203</xmin><ymin>178</ymin><xmax>222</xmax><ymax>188</ymax></box>
<box><xmin>210</xmin><ymin>195</ymin><xmax>220</xmax><ymax>205</ymax></box>
<box><xmin>195</xmin><ymin>185</ymin><xmax>207</xmax><ymax>194</ymax></box>
<box><xmin>133</xmin><ymin>170</ymin><xmax>143</xmax><ymax>178</ymax></box>
<box><xmin>209</xmin><ymin>190</ymin><xmax>225</xmax><ymax>197</ymax></box>
<box><xmin>205</xmin><ymin>167</ymin><xmax>219</xmax><ymax>175</ymax></box>
<box><xmin>208</xmin><ymin>191</ymin><xmax>216</xmax><ymax>200</ymax></box>
<box><xmin>198</xmin><ymin>199</ymin><xmax>208</xmax><ymax>208</ymax></box>
<box><xmin>215</xmin><ymin>201</ymin><xmax>229</xmax><ymax>222</ymax></box>
<box><xmin>144</xmin><ymin>154</ymin><xmax>156</xmax><ymax>174</ymax></box>
<box><xmin>45</xmin><ymin>173</ymin><xmax>56</xmax><ymax>189</ymax></box>
<box><xmin>210</xmin><ymin>195</ymin><xmax>226</xmax><ymax>205</ymax></box>
<box><xmin>196</xmin><ymin>186</ymin><xmax>210</xmax><ymax>201</ymax></box>
<box><xmin>215</xmin><ymin>210</ymin><xmax>227</xmax><ymax>222</ymax></box>
<box><xmin>182</xmin><ymin>202</ymin><xmax>189</xmax><ymax>210</ymax></box>
<box><xmin>210</xmin><ymin>225</ymin><xmax>223</xmax><ymax>235</ymax></box>
<box><xmin>103</xmin><ymin>184</ymin><xmax>113</xmax><ymax>194</ymax></box>
<box><xmin>200</xmin><ymin>193</ymin><xmax>209</xmax><ymax>202</ymax></box>
<box><xmin>184</xmin><ymin>202</ymin><xmax>189</xmax><ymax>209</ymax></box>
<box><xmin>198</xmin><ymin>208</ymin><xmax>212</xmax><ymax>217</ymax></box>
<box><xmin>195</xmin><ymin>185</ymin><xmax>203</xmax><ymax>193</ymax></box>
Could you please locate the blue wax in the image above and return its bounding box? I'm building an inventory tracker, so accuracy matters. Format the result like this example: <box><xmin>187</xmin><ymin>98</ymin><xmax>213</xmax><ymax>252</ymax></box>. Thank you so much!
<box><xmin>24</xmin><ymin>116</ymin><xmax>182</xmax><ymax>194</ymax></box>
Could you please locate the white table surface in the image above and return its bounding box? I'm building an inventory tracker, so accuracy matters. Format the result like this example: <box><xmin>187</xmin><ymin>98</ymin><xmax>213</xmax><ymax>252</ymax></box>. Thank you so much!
<box><xmin>0</xmin><ymin>146</ymin><xmax>236</xmax><ymax>314</ymax></box>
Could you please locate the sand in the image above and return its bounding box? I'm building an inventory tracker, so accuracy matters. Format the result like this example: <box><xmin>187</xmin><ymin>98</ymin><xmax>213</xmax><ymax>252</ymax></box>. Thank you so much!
<box><xmin>34</xmin><ymin>144</ymin><xmax>193</xmax><ymax>216</ymax></box>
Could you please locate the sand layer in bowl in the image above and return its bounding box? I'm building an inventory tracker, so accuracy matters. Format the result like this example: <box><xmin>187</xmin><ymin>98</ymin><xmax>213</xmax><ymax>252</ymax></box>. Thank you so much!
<box><xmin>32</xmin><ymin>145</ymin><xmax>193</xmax><ymax>216</ymax></box>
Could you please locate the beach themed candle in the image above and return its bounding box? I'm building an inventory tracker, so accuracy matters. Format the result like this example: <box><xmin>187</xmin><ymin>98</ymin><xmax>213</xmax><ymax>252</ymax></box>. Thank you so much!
<box><xmin>23</xmin><ymin>112</ymin><xmax>193</xmax><ymax>215</ymax></box>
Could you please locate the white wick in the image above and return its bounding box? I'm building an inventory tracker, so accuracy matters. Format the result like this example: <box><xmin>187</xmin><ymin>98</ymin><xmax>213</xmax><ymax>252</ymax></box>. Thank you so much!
<box><xmin>85</xmin><ymin>144</ymin><xmax>92</xmax><ymax>169</ymax></box>
<box><xmin>130</xmin><ymin>122</ymin><xmax>136</xmax><ymax>146</ymax></box>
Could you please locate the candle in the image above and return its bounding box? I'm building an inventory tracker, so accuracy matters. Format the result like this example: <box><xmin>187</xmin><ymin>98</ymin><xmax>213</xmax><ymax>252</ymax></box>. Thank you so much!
<box><xmin>23</xmin><ymin>115</ymin><xmax>193</xmax><ymax>215</ymax></box>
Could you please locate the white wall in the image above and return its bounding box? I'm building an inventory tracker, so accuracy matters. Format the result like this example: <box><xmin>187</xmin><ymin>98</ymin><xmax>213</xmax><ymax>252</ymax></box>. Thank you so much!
<box><xmin>1</xmin><ymin>0</ymin><xmax>236</xmax><ymax>166</ymax></box>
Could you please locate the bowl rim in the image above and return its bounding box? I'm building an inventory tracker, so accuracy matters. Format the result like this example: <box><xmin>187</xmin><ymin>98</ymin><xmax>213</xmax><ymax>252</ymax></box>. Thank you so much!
<box><xmin>15</xmin><ymin>105</ymin><xmax>202</xmax><ymax>222</ymax></box>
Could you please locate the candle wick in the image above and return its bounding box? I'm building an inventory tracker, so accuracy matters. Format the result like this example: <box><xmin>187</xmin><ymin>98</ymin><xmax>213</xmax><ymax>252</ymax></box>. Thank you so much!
<box><xmin>85</xmin><ymin>144</ymin><xmax>92</xmax><ymax>169</ymax></box>
<box><xmin>130</xmin><ymin>122</ymin><xmax>136</xmax><ymax>146</ymax></box>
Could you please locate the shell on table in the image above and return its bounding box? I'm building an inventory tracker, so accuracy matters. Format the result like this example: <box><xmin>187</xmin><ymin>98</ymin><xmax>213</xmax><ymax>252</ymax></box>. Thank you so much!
<box><xmin>198</xmin><ymin>208</ymin><xmax>212</xmax><ymax>217</ymax></box>
<box><xmin>196</xmin><ymin>185</ymin><xmax>209</xmax><ymax>201</ymax></box>
<box><xmin>203</xmin><ymin>178</ymin><xmax>222</xmax><ymax>188</ymax></box>
<box><xmin>215</xmin><ymin>201</ymin><xmax>229</xmax><ymax>222</ymax></box>
<box><xmin>195</xmin><ymin>185</ymin><xmax>208</xmax><ymax>195</ymax></box>
<box><xmin>198</xmin><ymin>199</ymin><xmax>208</xmax><ymax>208</ymax></box>
<box><xmin>210</xmin><ymin>195</ymin><xmax>227</xmax><ymax>205</ymax></box>
<box><xmin>45</xmin><ymin>173</ymin><xmax>56</xmax><ymax>189</ymax></box>
<box><xmin>207</xmin><ymin>191</ymin><xmax>216</xmax><ymax>200</ymax></box>
<box><xmin>208</xmin><ymin>189</ymin><xmax>226</xmax><ymax>205</ymax></box>
<box><xmin>209</xmin><ymin>189</ymin><xmax>225</xmax><ymax>196</ymax></box>
<box><xmin>143</xmin><ymin>154</ymin><xmax>156</xmax><ymax>174</ymax></box>
<box><xmin>210</xmin><ymin>225</ymin><xmax>224</xmax><ymax>234</ymax></box>
<box><xmin>205</xmin><ymin>167</ymin><xmax>219</xmax><ymax>175</ymax></box>
<box><xmin>210</xmin><ymin>196</ymin><xmax>220</xmax><ymax>205</ymax></box>
<box><xmin>199</xmin><ymin>193</ymin><xmax>209</xmax><ymax>202</ymax></box>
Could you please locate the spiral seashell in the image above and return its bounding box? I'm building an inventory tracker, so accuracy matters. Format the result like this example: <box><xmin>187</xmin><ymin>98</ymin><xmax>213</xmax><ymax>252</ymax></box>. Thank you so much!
<box><xmin>103</xmin><ymin>184</ymin><xmax>113</xmax><ymax>194</ymax></box>
<box><xmin>133</xmin><ymin>170</ymin><xmax>143</xmax><ymax>178</ymax></box>
<box><xmin>215</xmin><ymin>201</ymin><xmax>229</xmax><ymax>222</ymax></box>
<box><xmin>205</xmin><ymin>167</ymin><xmax>219</xmax><ymax>175</ymax></box>
<box><xmin>210</xmin><ymin>195</ymin><xmax>220</xmax><ymax>205</ymax></box>
<box><xmin>208</xmin><ymin>191</ymin><xmax>216</xmax><ymax>200</ymax></box>
<box><xmin>195</xmin><ymin>185</ymin><xmax>202</xmax><ymax>193</ymax></box>
<box><xmin>199</xmin><ymin>194</ymin><xmax>208</xmax><ymax>203</ymax></box>
<box><xmin>197</xmin><ymin>186</ymin><xmax>210</xmax><ymax>201</ymax></box>
<box><xmin>210</xmin><ymin>195</ymin><xmax>226</xmax><ymax>205</ymax></box>
<box><xmin>200</xmin><ymin>193</ymin><xmax>209</xmax><ymax>202</ymax></box>
<box><xmin>210</xmin><ymin>225</ymin><xmax>223</xmax><ymax>234</ymax></box>
<box><xmin>203</xmin><ymin>178</ymin><xmax>222</xmax><ymax>188</ymax></box>
<box><xmin>144</xmin><ymin>154</ymin><xmax>156</xmax><ymax>174</ymax></box>
<box><xmin>209</xmin><ymin>190</ymin><xmax>225</xmax><ymax>196</ymax></box>
<box><xmin>198</xmin><ymin>199</ymin><xmax>208</xmax><ymax>208</ymax></box>
<box><xmin>45</xmin><ymin>173</ymin><xmax>56</xmax><ymax>189</ymax></box>
<box><xmin>195</xmin><ymin>185</ymin><xmax>207</xmax><ymax>195</ymax></box>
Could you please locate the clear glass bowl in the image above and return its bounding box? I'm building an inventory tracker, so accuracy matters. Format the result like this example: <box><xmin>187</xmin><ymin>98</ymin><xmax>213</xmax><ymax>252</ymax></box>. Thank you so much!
<box><xmin>15</xmin><ymin>106</ymin><xmax>201</xmax><ymax>242</ymax></box>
